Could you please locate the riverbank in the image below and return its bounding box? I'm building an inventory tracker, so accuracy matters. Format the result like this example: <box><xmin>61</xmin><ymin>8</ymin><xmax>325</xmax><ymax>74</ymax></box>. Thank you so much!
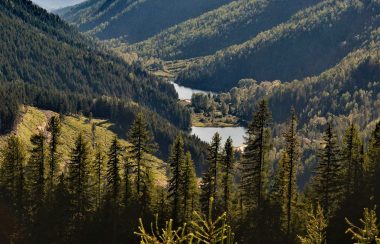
<box><xmin>191</xmin><ymin>113</ymin><xmax>239</xmax><ymax>127</ymax></box>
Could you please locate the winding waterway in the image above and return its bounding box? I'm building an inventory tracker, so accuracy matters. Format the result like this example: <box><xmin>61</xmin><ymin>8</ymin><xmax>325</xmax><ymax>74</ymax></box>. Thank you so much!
<box><xmin>172</xmin><ymin>81</ymin><xmax>246</xmax><ymax>147</ymax></box>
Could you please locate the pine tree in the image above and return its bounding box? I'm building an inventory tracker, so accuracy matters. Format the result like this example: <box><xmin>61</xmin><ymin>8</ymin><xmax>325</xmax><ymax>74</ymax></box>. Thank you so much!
<box><xmin>241</xmin><ymin>99</ymin><xmax>271</xmax><ymax>210</ymax></box>
<box><xmin>221</xmin><ymin>137</ymin><xmax>234</xmax><ymax>216</ymax></box>
<box><xmin>67</xmin><ymin>134</ymin><xmax>90</xmax><ymax>220</ymax></box>
<box><xmin>1</xmin><ymin>135</ymin><xmax>26</xmax><ymax>220</ymax></box>
<box><xmin>313</xmin><ymin>123</ymin><xmax>342</xmax><ymax>216</ymax></box>
<box><xmin>298</xmin><ymin>204</ymin><xmax>327</xmax><ymax>244</ymax></box>
<box><xmin>124</xmin><ymin>158</ymin><xmax>133</xmax><ymax>207</ymax></box>
<box><xmin>341</xmin><ymin>123</ymin><xmax>363</xmax><ymax>198</ymax></box>
<box><xmin>283</xmin><ymin>108</ymin><xmax>300</xmax><ymax>236</ymax></box>
<box><xmin>182</xmin><ymin>151</ymin><xmax>198</xmax><ymax>222</ymax></box>
<box><xmin>47</xmin><ymin>116</ymin><xmax>61</xmax><ymax>191</ymax></box>
<box><xmin>28</xmin><ymin>132</ymin><xmax>46</xmax><ymax>216</ymax></box>
<box><xmin>106</xmin><ymin>137</ymin><xmax>122</xmax><ymax>204</ymax></box>
<box><xmin>168</xmin><ymin>135</ymin><xmax>185</xmax><ymax>224</ymax></box>
<box><xmin>200</xmin><ymin>169</ymin><xmax>213</xmax><ymax>215</ymax></box>
<box><xmin>127</xmin><ymin>113</ymin><xmax>156</xmax><ymax>198</ymax></box>
<box><xmin>367</xmin><ymin>121</ymin><xmax>380</xmax><ymax>206</ymax></box>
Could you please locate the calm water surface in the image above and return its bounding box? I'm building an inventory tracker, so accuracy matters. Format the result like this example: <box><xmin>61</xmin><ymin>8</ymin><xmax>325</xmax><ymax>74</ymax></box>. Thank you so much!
<box><xmin>171</xmin><ymin>82</ymin><xmax>211</xmax><ymax>100</ymax></box>
<box><xmin>191</xmin><ymin>126</ymin><xmax>246</xmax><ymax>147</ymax></box>
<box><xmin>171</xmin><ymin>81</ymin><xmax>246</xmax><ymax>146</ymax></box>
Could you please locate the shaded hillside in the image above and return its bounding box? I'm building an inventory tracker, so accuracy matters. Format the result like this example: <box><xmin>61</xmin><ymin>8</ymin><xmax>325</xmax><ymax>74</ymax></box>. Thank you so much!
<box><xmin>0</xmin><ymin>0</ymin><xmax>208</xmax><ymax>166</ymax></box>
<box><xmin>176</xmin><ymin>0</ymin><xmax>380</xmax><ymax>91</ymax></box>
<box><xmin>221</xmin><ymin>28</ymin><xmax>380</xmax><ymax>127</ymax></box>
<box><xmin>59</xmin><ymin>0</ymin><xmax>232</xmax><ymax>43</ymax></box>
<box><xmin>130</xmin><ymin>0</ymin><xmax>319</xmax><ymax>60</ymax></box>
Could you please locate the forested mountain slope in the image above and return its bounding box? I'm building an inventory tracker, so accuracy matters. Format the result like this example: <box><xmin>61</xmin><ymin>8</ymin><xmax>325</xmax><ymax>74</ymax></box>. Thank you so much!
<box><xmin>129</xmin><ymin>0</ymin><xmax>320</xmax><ymax>60</ymax></box>
<box><xmin>222</xmin><ymin>28</ymin><xmax>380</xmax><ymax>127</ymax></box>
<box><xmin>176</xmin><ymin>0</ymin><xmax>380</xmax><ymax>91</ymax></box>
<box><xmin>58</xmin><ymin>0</ymin><xmax>232</xmax><ymax>43</ymax></box>
<box><xmin>0</xmin><ymin>0</ymin><xmax>207</xmax><ymax>165</ymax></box>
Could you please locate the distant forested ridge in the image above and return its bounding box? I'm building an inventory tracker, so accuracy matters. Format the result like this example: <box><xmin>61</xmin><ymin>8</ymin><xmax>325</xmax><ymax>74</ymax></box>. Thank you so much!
<box><xmin>175</xmin><ymin>0</ymin><xmax>380</xmax><ymax>91</ymax></box>
<box><xmin>129</xmin><ymin>0</ymin><xmax>319</xmax><ymax>60</ymax></box>
<box><xmin>58</xmin><ymin>0</ymin><xmax>232</xmax><ymax>43</ymax></box>
<box><xmin>0</xmin><ymin>0</ymin><xmax>208</xmax><ymax>165</ymax></box>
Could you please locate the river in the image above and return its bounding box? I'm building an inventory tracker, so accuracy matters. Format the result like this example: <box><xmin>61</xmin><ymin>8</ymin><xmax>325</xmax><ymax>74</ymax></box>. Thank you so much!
<box><xmin>171</xmin><ymin>81</ymin><xmax>246</xmax><ymax>147</ymax></box>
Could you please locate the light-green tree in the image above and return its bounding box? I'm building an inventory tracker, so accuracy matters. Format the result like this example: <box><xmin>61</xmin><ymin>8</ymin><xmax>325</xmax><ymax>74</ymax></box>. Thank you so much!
<box><xmin>182</xmin><ymin>151</ymin><xmax>198</xmax><ymax>222</ymax></box>
<box><xmin>298</xmin><ymin>204</ymin><xmax>328</xmax><ymax>244</ymax></box>
<box><xmin>345</xmin><ymin>207</ymin><xmax>380</xmax><ymax>243</ymax></box>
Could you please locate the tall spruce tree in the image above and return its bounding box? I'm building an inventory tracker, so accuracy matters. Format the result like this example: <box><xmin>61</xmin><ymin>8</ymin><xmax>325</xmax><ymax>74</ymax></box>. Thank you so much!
<box><xmin>168</xmin><ymin>135</ymin><xmax>185</xmax><ymax>224</ymax></box>
<box><xmin>200</xmin><ymin>133</ymin><xmax>222</xmax><ymax>214</ymax></box>
<box><xmin>127</xmin><ymin>113</ymin><xmax>156</xmax><ymax>198</ymax></box>
<box><xmin>93</xmin><ymin>151</ymin><xmax>104</xmax><ymax>208</ymax></box>
<box><xmin>182</xmin><ymin>151</ymin><xmax>198</xmax><ymax>222</ymax></box>
<box><xmin>241</xmin><ymin>99</ymin><xmax>272</xmax><ymax>209</ymax></box>
<box><xmin>67</xmin><ymin>134</ymin><xmax>90</xmax><ymax>220</ymax></box>
<box><xmin>106</xmin><ymin>137</ymin><xmax>122</xmax><ymax>204</ymax></box>
<box><xmin>221</xmin><ymin>137</ymin><xmax>234</xmax><ymax>216</ymax></box>
<box><xmin>313</xmin><ymin>123</ymin><xmax>342</xmax><ymax>216</ymax></box>
<box><xmin>368</xmin><ymin>121</ymin><xmax>380</xmax><ymax>206</ymax></box>
<box><xmin>341</xmin><ymin>123</ymin><xmax>363</xmax><ymax>198</ymax></box>
<box><xmin>47</xmin><ymin>116</ymin><xmax>61</xmax><ymax>191</ymax></box>
<box><xmin>283</xmin><ymin>108</ymin><xmax>300</xmax><ymax>236</ymax></box>
<box><xmin>1</xmin><ymin>135</ymin><xmax>26</xmax><ymax>220</ymax></box>
<box><xmin>28</xmin><ymin>132</ymin><xmax>46</xmax><ymax>216</ymax></box>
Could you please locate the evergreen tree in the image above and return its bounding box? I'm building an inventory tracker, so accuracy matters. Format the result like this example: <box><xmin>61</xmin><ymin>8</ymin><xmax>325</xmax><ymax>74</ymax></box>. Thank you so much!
<box><xmin>67</xmin><ymin>134</ymin><xmax>90</xmax><ymax>221</ymax></box>
<box><xmin>298</xmin><ymin>204</ymin><xmax>327</xmax><ymax>244</ymax></box>
<box><xmin>1</xmin><ymin>135</ymin><xmax>26</xmax><ymax>220</ymax></box>
<box><xmin>200</xmin><ymin>133</ymin><xmax>222</xmax><ymax>214</ymax></box>
<box><xmin>283</xmin><ymin>108</ymin><xmax>300</xmax><ymax>236</ymax></box>
<box><xmin>27</xmin><ymin>132</ymin><xmax>46</xmax><ymax>217</ymax></box>
<box><xmin>313</xmin><ymin>123</ymin><xmax>342</xmax><ymax>216</ymax></box>
<box><xmin>106</xmin><ymin>137</ymin><xmax>122</xmax><ymax>204</ymax></box>
<box><xmin>93</xmin><ymin>151</ymin><xmax>104</xmax><ymax>208</ymax></box>
<box><xmin>124</xmin><ymin>158</ymin><xmax>133</xmax><ymax>207</ymax></box>
<box><xmin>241</xmin><ymin>99</ymin><xmax>271</xmax><ymax>210</ymax></box>
<box><xmin>47</xmin><ymin>116</ymin><xmax>61</xmax><ymax>191</ymax></box>
<box><xmin>168</xmin><ymin>135</ymin><xmax>185</xmax><ymax>224</ymax></box>
<box><xmin>341</xmin><ymin>123</ymin><xmax>363</xmax><ymax>198</ymax></box>
<box><xmin>367</xmin><ymin>121</ymin><xmax>380</xmax><ymax>206</ymax></box>
<box><xmin>182</xmin><ymin>151</ymin><xmax>198</xmax><ymax>222</ymax></box>
<box><xmin>221</xmin><ymin>137</ymin><xmax>234</xmax><ymax>216</ymax></box>
<box><xmin>208</xmin><ymin>133</ymin><xmax>221</xmax><ymax>202</ymax></box>
<box><xmin>345</xmin><ymin>207</ymin><xmax>380</xmax><ymax>243</ymax></box>
<box><xmin>127</xmin><ymin>113</ymin><xmax>156</xmax><ymax>201</ymax></box>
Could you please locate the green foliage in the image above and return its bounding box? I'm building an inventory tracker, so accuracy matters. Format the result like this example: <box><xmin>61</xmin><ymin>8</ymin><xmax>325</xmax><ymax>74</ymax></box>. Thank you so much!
<box><xmin>312</xmin><ymin>123</ymin><xmax>342</xmax><ymax>216</ymax></box>
<box><xmin>135</xmin><ymin>215</ymin><xmax>190</xmax><ymax>243</ymax></box>
<box><xmin>60</xmin><ymin>0</ymin><xmax>230</xmax><ymax>43</ymax></box>
<box><xmin>191</xmin><ymin>197</ymin><xmax>235</xmax><ymax>244</ymax></box>
<box><xmin>176</xmin><ymin>0</ymin><xmax>380</xmax><ymax>91</ymax></box>
<box><xmin>298</xmin><ymin>204</ymin><xmax>327</xmax><ymax>244</ymax></box>
<box><xmin>131</xmin><ymin>0</ymin><xmax>319</xmax><ymax>60</ymax></box>
<box><xmin>345</xmin><ymin>207</ymin><xmax>380</xmax><ymax>244</ymax></box>
<box><xmin>241</xmin><ymin>99</ymin><xmax>271</xmax><ymax>209</ymax></box>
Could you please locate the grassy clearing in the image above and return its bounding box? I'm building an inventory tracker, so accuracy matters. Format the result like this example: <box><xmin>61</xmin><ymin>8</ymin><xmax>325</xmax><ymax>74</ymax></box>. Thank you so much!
<box><xmin>0</xmin><ymin>106</ymin><xmax>168</xmax><ymax>186</ymax></box>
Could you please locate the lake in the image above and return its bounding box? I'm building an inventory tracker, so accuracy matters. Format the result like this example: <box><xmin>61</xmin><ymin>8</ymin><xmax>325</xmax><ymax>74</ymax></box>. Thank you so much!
<box><xmin>191</xmin><ymin>126</ymin><xmax>246</xmax><ymax>147</ymax></box>
<box><xmin>171</xmin><ymin>81</ymin><xmax>247</xmax><ymax>146</ymax></box>
<box><xmin>171</xmin><ymin>82</ymin><xmax>211</xmax><ymax>100</ymax></box>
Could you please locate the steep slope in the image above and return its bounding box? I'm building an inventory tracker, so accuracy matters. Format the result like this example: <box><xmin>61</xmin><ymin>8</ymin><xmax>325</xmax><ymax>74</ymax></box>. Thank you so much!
<box><xmin>223</xmin><ymin>27</ymin><xmax>380</xmax><ymax>127</ymax></box>
<box><xmin>0</xmin><ymin>0</ymin><xmax>207</xmax><ymax>166</ymax></box>
<box><xmin>129</xmin><ymin>0</ymin><xmax>319</xmax><ymax>60</ymax></box>
<box><xmin>59</xmin><ymin>0</ymin><xmax>232</xmax><ymax>43</ymax></box>
<box><xmin>0</xmin><ymin>106</ymin><xmax>168</xmax><ymax>184</ymax></box>
<box><xmin>175</xmin><ymin>0</ymin><xmax>380</xmax><ymax>91</ymax></box>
